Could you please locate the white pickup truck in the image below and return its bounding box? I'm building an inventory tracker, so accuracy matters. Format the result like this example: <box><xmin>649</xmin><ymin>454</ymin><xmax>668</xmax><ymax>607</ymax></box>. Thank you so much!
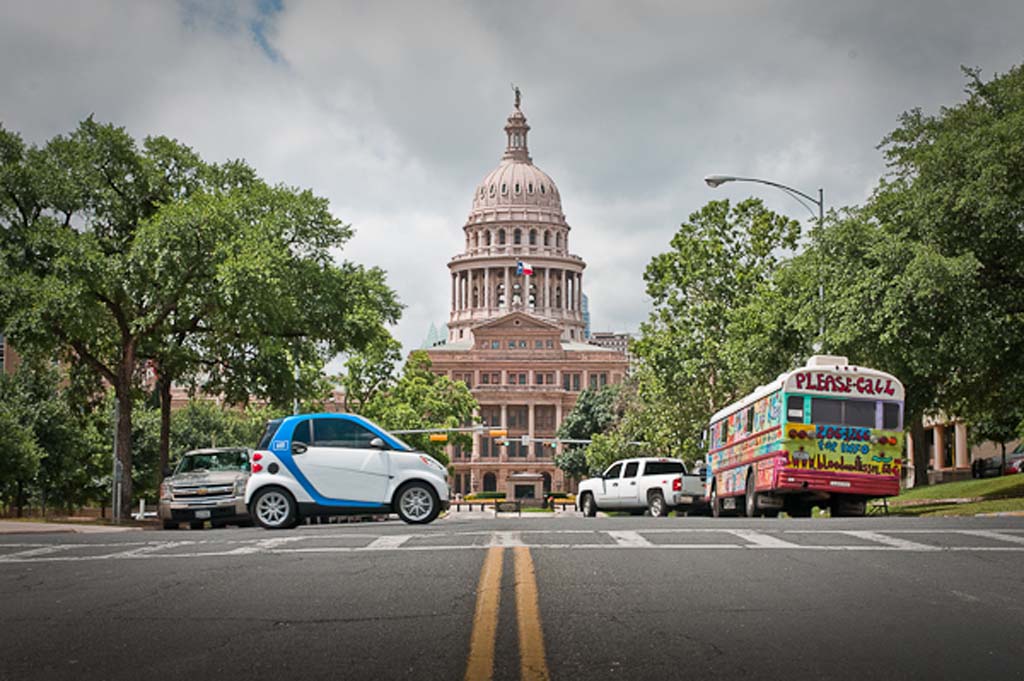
<box><xmin>576</xmin><ymin>457</ymin><xmax>707</xmax><ymax>517</ymax></box>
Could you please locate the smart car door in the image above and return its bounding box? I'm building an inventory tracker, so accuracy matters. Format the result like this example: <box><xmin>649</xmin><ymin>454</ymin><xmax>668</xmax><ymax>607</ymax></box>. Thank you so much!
<box><xmin>289</xmin><ymin>418</ymin><xmax>389</xmax><ymax>503</ymax></box>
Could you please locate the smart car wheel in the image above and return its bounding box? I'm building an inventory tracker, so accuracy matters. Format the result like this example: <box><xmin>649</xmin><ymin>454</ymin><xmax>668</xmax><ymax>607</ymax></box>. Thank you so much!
<box><xmin>395</xmin><ymin>482</ymin><xmax>440</xmax><ymax>524</ymax></box>
<box><xmin>252</xmin><ymin>487</ymin><xmax>298</xmax><ymax>530</ymax></box>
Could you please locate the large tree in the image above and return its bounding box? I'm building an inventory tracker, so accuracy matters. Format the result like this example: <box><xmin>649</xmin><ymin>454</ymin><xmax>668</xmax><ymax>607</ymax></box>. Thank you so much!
<box><xmin>0</xmin><ymin>119</ymin><xmax>400</xmax><ymax>516</ymax></box>
<box><xmin>631</xmin><ymin>198</ymin><xmax>800</xmax><ymax>459</ymax></box>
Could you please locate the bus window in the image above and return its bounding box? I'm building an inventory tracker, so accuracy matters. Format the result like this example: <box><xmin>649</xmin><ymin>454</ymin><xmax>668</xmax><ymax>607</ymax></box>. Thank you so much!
<box><xmin>845</xmin><ymin>401</ymin><xmax>875</xmax><ymax>428</ymax></box>
<box><xmin>811</xmin><ymin>398</ymin><xmax>876</xmax><ymax>427</ymax></box>
<box><xmin>745</xmin><ymin>406</ymin><xmax>754</xmax><ymax>433</ymax></box>
<box><xmin>811</xmin><ymin>398</ymin><xmax>842</xmax><ymax>425</ymax></box>
<box><xmin>883</xmin><ymin>403</ymin><xmax>900</xmax><ymax>430</ymax></box>
<box><xmin>787</xmin><ymin>396</ymin><xmax>804</xmax><ymax>422</ymax></box>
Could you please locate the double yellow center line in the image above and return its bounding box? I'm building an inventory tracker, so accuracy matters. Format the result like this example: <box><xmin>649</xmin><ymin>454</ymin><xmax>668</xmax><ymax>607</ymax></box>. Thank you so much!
<box><xmin>464</xmin><ymin>546</ymin><xmax>550</xmax><ymax>681</ymax></box>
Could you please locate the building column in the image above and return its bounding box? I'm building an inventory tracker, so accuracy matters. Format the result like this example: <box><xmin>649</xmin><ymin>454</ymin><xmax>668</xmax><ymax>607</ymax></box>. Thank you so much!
<box><xmin>543</xmin><ymin>267</ymin><xmax>549</xmax><ymax>312</ymax></box>
<box><xmin>577</xmin><ymin>272</ymin><xmax>583</xmax><ymax>311</ymax></box>
<box><xmin>561</xmin><ymin>269</ymin><xmax>567</xmax><ymax>311</ymax></box>
<box><xmin>932</xmin><ymin>425</ymin><xmax>946</xmax><ymax>471</ymax></box>
<box><xmin>955</xmin><ymin>422</ymin><xmax>969</xmax><ymax>469</ymax></box>
<box><xmin>504</xmin><ymin>267</ymin><xmax>510</xmax><ymax>311</ymax></box>
<box><xmin>484</xmin><ymin>268</ymin><xmax>491</xmax><ymax>311</ymax></box>
<box><xmin>451</xmin><ymin>272</ymin><xmax>456</xmax><ymax>312</ymax></box>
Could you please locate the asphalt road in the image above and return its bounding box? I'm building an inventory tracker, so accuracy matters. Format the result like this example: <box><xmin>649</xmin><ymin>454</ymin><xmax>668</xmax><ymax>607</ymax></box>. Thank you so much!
<box><xmin>1</xmin><ymin>515</ymin><xmax>1023</xmax><ymax>681</ymax></box>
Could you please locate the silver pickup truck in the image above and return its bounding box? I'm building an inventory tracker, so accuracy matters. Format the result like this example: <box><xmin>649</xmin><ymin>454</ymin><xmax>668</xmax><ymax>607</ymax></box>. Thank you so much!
<box><xmin>159</xmin><ymin>448</ymin><xmax>252</xmax><ymax>530</ymax></box>
<box><xmin>577</xmin><ymin>457</ymin><xmax>707</xmax><ymax>517</ymax></box>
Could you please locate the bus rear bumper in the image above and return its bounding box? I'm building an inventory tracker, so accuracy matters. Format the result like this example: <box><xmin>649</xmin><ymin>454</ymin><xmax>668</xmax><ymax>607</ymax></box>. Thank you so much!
<box><xmin>775</xmin><ymin>468</ymin><xmax>899</xmax><ymax>498</ymax></box>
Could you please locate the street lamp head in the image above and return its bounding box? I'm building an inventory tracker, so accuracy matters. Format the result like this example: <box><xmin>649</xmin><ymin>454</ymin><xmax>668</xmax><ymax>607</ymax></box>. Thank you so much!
<box><xmin>704</xmin><ymin>175</ymin><xmax>734</xmax><ymax>188</ymax></box>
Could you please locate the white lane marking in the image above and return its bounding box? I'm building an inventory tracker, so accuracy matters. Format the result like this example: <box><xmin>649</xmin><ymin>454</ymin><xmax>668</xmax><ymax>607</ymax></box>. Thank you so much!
<box><xmin>956</xmin><ymin>530</ymin><xmax>1024</xmax><ymax>545</ymax></box>
<box><xmin>726</xmin><ymin>529</ymin><xmax>802</xmax><ymax>548</ymax></box>
<box><xmin>110</xmin><ymin>541</ymin><xmax>196</xmax><ymax>558</ymax></box>
<box><xmin>841</xmin><ymin>531</ymin><xmax>940</xmax><ymax>551</ymax></box>
<box><xmin>0</xmin><ymin>545</ymin><xmax>69</xmax><ymax>561</ymax></box>
<box><xmin>364</xmin><ymin>535</ymin><xmax>413</xmax><ymax>550</ymax></box>
<box><xmin>490</xmin><ymin>532</ymin><xmax>524</xmax><ymax>547</ymax></box>
<box><xmin>607</xmin><ymin>531</ymin><xmax>653</xmax><ymax>547</ymax></box>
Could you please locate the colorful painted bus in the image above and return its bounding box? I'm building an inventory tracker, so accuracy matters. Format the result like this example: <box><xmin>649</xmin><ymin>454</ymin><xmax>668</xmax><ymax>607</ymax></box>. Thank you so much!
<box><xmin>705</xmin><ymin>355</ymin><xmax>904</xmax><ymax>518</ymax></box>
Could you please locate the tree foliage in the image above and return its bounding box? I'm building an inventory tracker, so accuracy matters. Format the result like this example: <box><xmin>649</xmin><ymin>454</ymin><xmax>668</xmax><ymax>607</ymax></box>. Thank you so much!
<box><xmin>361</xmin><ymin>351</ymin><xmax>477</xmax><ymax>465</ymax></box>
<box><xmin>0</xmin><ymin>118</ymin><xmax>401</xmax><ymax>514</ymax></box>
<box><xmin>0</xmin><ymin>362</ymin><xmax>108</xmax><ymax>515</ymax></box>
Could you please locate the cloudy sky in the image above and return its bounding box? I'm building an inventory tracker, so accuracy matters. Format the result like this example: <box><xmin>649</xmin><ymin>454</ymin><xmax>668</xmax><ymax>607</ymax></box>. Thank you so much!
<box><xmin>3</xmin><ymin>0</ymin><xmax>1023</xmax><ymax>362</ymax></box>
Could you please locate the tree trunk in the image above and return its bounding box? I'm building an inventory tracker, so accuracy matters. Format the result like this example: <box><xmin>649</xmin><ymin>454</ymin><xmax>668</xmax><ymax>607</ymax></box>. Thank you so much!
<box><xmin>1001</xmin><ymin>442</ymin><xmax>1007</xmax><ymax>474</ymax></box>
<box><xmin>15</xmin><ymin>480</ymin><xmax>24</xmax><ymax>518</ymax></box>
<box><xmin>158</xmin><ymin>373</ymin><xmax>173</xmax><ymax>484</ymax></box>
<box><xmin>910</xmin><ymin>415</ymin><xmax>929</xmax><ymax>488</ymax></box>
<box><xmin>114</xmin><ymin>343</ymin><xmax>135</xmax><ymax>521</ymax></box>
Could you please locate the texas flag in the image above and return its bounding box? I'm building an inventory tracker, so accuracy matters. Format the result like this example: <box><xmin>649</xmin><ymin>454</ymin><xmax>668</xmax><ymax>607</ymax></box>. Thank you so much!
<box><xmin>516</xmin><ymin>260</ymin><xmax>534</xmax><ymax>276</ymax></box>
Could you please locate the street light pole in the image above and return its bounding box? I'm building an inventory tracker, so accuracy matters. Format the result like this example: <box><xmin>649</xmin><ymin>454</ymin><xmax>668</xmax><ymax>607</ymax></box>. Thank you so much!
<box><xmin>704</xmin><ymin>174</ymin><xmax>825</xmax><ymax>350</ymax></box>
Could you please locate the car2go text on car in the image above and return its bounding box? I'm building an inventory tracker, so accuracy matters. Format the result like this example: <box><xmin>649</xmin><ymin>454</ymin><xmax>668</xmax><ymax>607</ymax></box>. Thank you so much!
<box><xmin>246</xmin><ymin>413</ymin><xmax>450</xmax><ymax>528</ymax></box>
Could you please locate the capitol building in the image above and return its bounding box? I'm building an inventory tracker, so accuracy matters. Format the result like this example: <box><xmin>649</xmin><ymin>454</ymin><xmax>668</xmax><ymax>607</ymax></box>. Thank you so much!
<box><xmin>426</xmin><ymin>93</ymin><xmax>628</xmax><ymax>499</ymax></box>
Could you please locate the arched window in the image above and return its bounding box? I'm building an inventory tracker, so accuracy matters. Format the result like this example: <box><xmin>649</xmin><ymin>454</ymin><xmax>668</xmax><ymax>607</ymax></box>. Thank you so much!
<box><xmin>501</xmin><ymin>183</ymin><xmax>507</xmax><ymax>195</ymax></box>
<box><xmin>529</xmin><ymin>229</ymin><xmax>537</xmax><ymax>246</ymax></box>
<box><xmin>540</xmin><ymin>184</ymin><xmax>546</xmax><ymax>194</ymax></box>
<box><xmin>513</xmin><ymin>229</ymin><xmax>522</xmax><ymax>245</ymax></box>
<box><xmin>528</xmin><ymin>182</ymin><xmax>534</xmax><ymax>194</ymax></box>
<box><xmin>543</xmin><ymin>230</ymin><xmax>551</xmax><ymax>247</ymax></box>
<box><xmin>474</xmin><ymin>232</ymin><xmax>480</xmax><ymax>249</ymax></box>
<box><xmin>514</xmin><ymin>182</ymin><xmax>521</xmax><ymax>194</ymax></box>
<box><xmin>472</xmin><ymin>287</ymin><xmax>479</xmax><ymax>308</ymax></box>
<box><xmin>556</xmin><ymin>233</ymin><xmax>562</xmax><ymax>248</ymax></box>
<box><xmin>483</xmin><ymin>473</ymin><xmax>497</xmax><ymax>492</ymax></box>
<box><xmin>485</xmin><ymin>231</ymin><xmax>492</xmax><ymax>246</ymax></box>
<box><xmin>498</xmin><ymin>229</ymin><xmax>506</xmax><ymax>245</ymax></box>
<box><xmin>489</xmin><ymin>184</ymin><xmax>495</xmax><ymax>197</ymax></box>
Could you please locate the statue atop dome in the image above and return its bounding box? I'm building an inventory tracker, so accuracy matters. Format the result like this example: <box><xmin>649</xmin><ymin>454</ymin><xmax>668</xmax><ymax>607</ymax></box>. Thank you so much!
<box><xmin>512</xmin><ymin>83</ymin><xmax>521</xmax><ymax>110</ymax></box>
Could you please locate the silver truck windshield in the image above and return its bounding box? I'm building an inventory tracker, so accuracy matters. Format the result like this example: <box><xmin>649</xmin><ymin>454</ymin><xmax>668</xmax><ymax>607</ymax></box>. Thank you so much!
<box><xmin>175</xmin><ymin>451</ymin><xmax>249</xmax><ymax>474</ymax></box>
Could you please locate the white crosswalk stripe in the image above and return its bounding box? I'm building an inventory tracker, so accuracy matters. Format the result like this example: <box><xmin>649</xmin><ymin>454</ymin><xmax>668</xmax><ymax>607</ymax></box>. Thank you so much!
<box><xmin>2</xmin><ymin>528</ymin><xmax>1023</xmax><ymax>563</ymax></box>
<box><xmin>607</xmin><ymin>530</ymin><xmax>653</xmax><ymax>547</ymax></box>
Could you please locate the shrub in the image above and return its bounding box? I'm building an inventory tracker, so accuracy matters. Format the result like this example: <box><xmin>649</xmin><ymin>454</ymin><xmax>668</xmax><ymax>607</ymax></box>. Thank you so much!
<box><xmin>466</xmin><ymin>491</ymin><xmax>506</xmax><ymax>500</ymax></box>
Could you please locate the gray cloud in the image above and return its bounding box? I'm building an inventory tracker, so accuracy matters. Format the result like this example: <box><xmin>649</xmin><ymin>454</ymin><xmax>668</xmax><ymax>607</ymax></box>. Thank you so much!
<box><xmin>2</xmin><ymin>0</ymin><xmax>1022</xmax><ymax>364</ymax></box>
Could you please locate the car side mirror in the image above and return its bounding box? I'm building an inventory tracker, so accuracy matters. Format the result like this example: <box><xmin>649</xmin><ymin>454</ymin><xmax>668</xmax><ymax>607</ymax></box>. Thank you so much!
<box><xmin>162</xmin><ymin>467</ymin><xmax>173</xmax><ymax>478</ymax></box>
<box><xmin>292</xmin><ymin>442</ymin><xmax>308</xmax><ymax>456</ymax></box>
<box><xmin>370</xmin><ymin>437</ymin><xmax>388</xmax><ymax>450</ymax></box>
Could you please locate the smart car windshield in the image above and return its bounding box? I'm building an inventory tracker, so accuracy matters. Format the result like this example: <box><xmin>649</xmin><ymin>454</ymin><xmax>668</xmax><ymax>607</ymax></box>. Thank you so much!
<box><xmin>354</xmin><ymin>415</ymin><xmax>414</xmax><ymax>451</ymax></box>
<box><xmin>175</xmin><ymin>450</ymin><xmax>250</xmax><ymax>474</ymax></box>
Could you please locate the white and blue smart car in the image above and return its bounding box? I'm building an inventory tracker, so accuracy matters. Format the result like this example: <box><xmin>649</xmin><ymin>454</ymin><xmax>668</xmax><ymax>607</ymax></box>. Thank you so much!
<box><xmin>245</xmin><ymin>413</ymin><xmax>450</xmax><ymax>528</ymax></box>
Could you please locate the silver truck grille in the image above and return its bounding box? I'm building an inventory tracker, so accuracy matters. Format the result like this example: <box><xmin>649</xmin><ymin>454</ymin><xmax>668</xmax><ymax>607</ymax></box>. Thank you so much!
<box><xmin>172</xmin><ymin>484</ymin><xmax>234</xmax><ymax>501</ymax></box>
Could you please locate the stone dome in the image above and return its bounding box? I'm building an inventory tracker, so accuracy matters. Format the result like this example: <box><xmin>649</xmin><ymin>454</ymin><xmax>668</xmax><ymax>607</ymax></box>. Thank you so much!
<box><xmin>470</xmin><ymin>105</ymin><xmax>563</xmax><ymax>212</ymax></box>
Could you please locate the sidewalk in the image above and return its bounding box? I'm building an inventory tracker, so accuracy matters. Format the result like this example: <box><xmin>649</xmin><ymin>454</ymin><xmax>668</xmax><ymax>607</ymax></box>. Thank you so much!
<box><xmin>0</xmin><ymin>520</ymin><xmax>142</xmax><ymax>535</ymax></box>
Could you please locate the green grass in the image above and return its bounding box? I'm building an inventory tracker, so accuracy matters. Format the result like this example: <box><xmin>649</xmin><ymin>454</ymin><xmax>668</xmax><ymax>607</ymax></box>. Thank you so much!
<box><xmin>521</xmin><ymin>507</ymin><xmax>554</xmax><ymax>514</ymax></box>
<box><xmin>888</xmin><ymin>497</ymin><xmax>1024</xmax><ymax>517</ymax></box>
<box><xmin>894</xmin><ymin>474</ymin><xmax>1024</xmax><ymax>502</ymax></box>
